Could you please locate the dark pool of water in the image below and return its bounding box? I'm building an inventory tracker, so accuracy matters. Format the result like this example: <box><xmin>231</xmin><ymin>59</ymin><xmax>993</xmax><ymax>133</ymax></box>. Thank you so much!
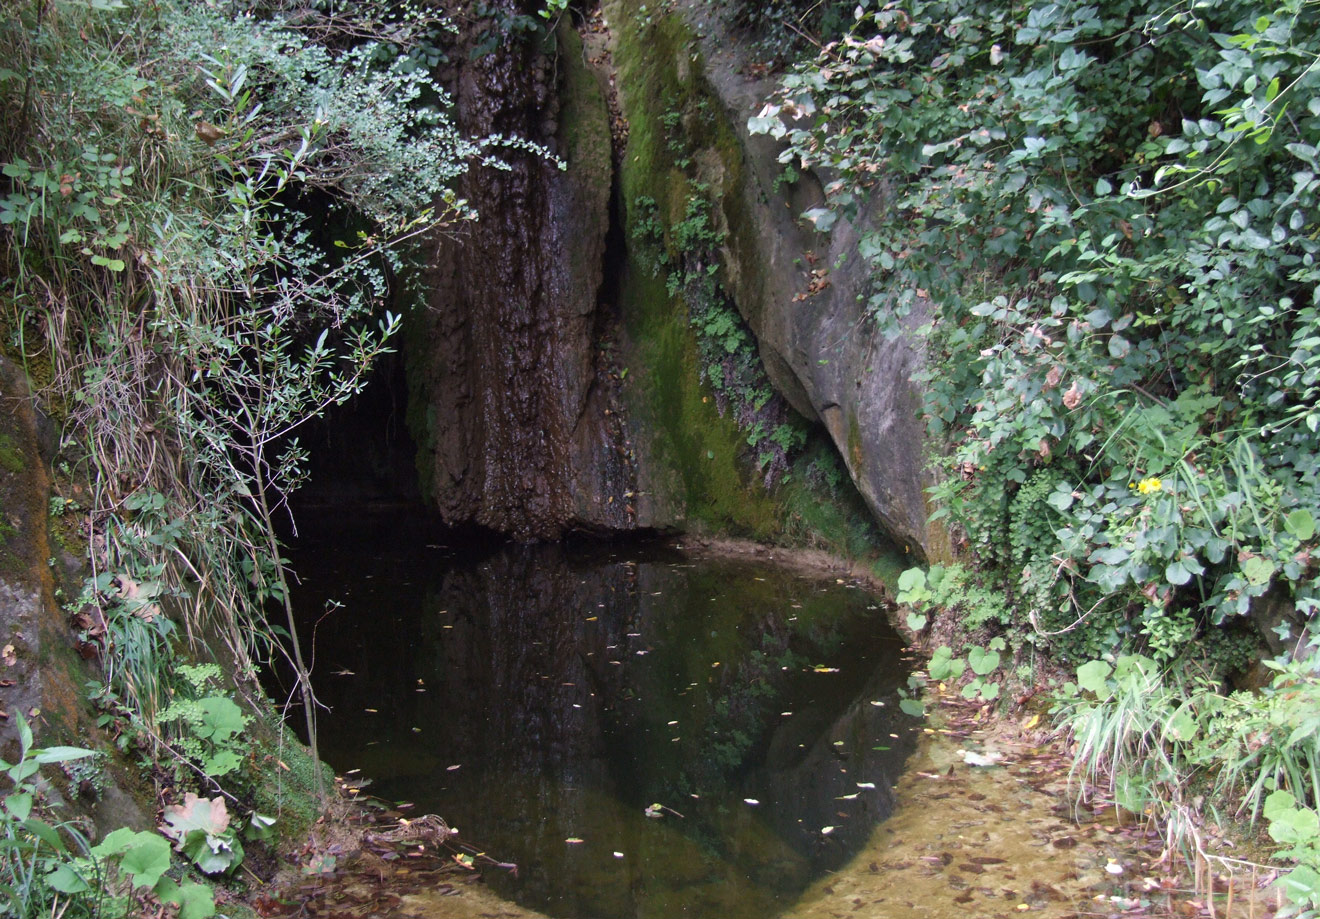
<box><xmin>282</xmin><ymin>507</ymin><xmax>917</xmax><ymax>919</ymax></box>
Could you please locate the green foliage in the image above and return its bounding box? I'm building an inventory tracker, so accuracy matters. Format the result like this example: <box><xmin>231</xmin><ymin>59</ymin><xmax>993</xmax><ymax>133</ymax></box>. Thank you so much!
<box><xmin>920</xmin><ymin>638</ymin><xmax>1006</xmax><ymax>701</ymax></box>
<box><xmin>631</xmin><ymin>186</ymin><xmax>809</xmax><ymax>485</ymax></box>
<box><xmin>754</xmin><ymin>0</ymin><xmax>1320</xmax><ymax>663</ymax></box>
<box><xmin>1057</xmin><ymin>652</ymin><xmax>1320</xmax><ymax>909</ymax></box>
<box><xmin>0</xmin><ymin>0</ymin><xmax>529</xmax><ymax>808</ymax></box>
<box><xmin>897</xmin><ymin>564</ymin><xmax>1012</xmax><ymax>630</ymax></box>
<box><xmin>0</xmin><ymin>713</ymin><xmax>217</xmax><ymax>919</ymax></box>
<box><xmin>157</xmin><ymin>665</ymin><xmax>251</xmax><ymax>780</ymax></box>
<box><xmin>1266</xmin><ymin>791</ymin><xmax>1320</xmax><ymax>914</ymax></box>
<box><xmin>159</xmin><ymin>794</ymin><xmax>246</xmax><ymax>877</ymax></box>
<box><xmin>722</xmin><ymin>0</ymin><xmax>856</xmax><ymax>63</ymax></box>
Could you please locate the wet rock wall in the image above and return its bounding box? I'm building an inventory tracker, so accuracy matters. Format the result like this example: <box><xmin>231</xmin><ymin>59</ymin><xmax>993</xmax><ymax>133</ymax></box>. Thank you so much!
<box><xmin>407</xmin><ymin>10</ymin><xmax>631</xmax><ymax>540</ymax></box>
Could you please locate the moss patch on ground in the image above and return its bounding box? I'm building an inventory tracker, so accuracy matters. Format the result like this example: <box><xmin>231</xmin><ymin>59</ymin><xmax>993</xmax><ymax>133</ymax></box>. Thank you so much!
<box><xmin>248</xmin><ymin>705</ymin><xmax>335</xmax><ymax>847</ymax></box>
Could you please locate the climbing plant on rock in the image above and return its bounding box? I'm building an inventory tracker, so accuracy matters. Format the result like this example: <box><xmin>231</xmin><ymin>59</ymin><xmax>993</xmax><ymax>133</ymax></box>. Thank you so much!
<box><xmin>752</xmin><ymin>0</ymin><xmax>1320</xmax><ymax>662</ymax></box>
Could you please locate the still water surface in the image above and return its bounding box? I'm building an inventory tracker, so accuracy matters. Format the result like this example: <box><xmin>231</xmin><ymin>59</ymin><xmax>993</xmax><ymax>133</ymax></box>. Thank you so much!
<box><xmin>286</xmin><ymin>508</ymin><xmax>916</xmax><ymax>919</ymax></box>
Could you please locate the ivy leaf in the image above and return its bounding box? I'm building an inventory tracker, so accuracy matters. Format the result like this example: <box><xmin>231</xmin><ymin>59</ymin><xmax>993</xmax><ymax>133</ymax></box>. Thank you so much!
<box><xmin>1047</xmin><ymin>487</ymin><xmax>1075</xmax><ymax>512</ymax></box>
<box><xmin>47</xmin><ymin>864</ymin><xmax>91</xmax><ymax>894</ymax></box>
<box><xmin>195</xmin><ymin>696</ymin><xmax>246</xmax><ymax>743</ymax></box>
<box><xmin>803</xmin><ymin>208</ymin><xmax>837</xmax><ymax>232</ymax></box>
<box><xmin>91</xmin><ymin>830</ymin><xmax>170</xmax><ymax>888</ymax></box>
<box><xmin>967</xmin><ymin>645</ymin><xmax>1000</xmax><ymax>675</ymax></box>
<box><xmin>1243</xmin><ymin>556</ymin><xmax>1276</xmax><ymax>587</ymax></box>
<box><xmin>157</xmin><ymin>878</ymin><xmax>217</xmax><ymax>919</ymax></box>
<box><xmin>899</xmin><ymin>697</ymin><xmax>925</xmax><ymax>717</ymax></box>
<box><xmin>928</xmin><ymin>646</ymin><xmax>966</xmax><ymax>681</ymax></box>
<box><xmin>1165</xmin><ymin>559</ymin><xmax>1193</xmax><ymax>586</ymax></box>
<box><xmin>1285</xmin><ymin>509</ymin><xmax>1315</xmax><ymax>541</ymax></box>
<box><xmin>1076</xmin><ymin>660</ymin><xmax>1113</xmax><ymax>700</ymax></box>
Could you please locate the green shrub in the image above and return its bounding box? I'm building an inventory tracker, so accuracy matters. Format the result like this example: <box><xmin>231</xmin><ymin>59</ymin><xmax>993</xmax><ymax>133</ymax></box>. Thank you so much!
<box><xmin>0</xmin><ymin>0</ymin><xmax>530</xmax><ymax>806</ymax></box>
<box><xmin>1055</xmin><ymin>652</ymin><xmax>1320</xmax><ymax>911</ymax></box>
<box><xmin>752</xmin><ymin>0</ymin><xmax>1320</xmax><ymax>662</ymax></box>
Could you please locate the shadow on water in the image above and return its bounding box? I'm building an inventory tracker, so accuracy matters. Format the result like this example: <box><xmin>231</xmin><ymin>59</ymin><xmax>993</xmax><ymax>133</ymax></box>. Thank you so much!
<box><xmin>279</xmin><ymin>506</ymin><xmax>918</xmax><ymax>919</ymax></box>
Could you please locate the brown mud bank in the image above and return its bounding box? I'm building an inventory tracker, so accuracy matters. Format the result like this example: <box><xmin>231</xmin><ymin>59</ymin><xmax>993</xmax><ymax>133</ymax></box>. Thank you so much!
<box><xmin>670</xmin><ymin>536</ymin><xmax>901</xmax><ymax>599</ymax></box>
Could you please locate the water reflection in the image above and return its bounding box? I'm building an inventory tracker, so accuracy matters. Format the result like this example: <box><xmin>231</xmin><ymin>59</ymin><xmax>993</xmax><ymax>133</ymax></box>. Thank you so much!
<box><xmin>284</xmin><ymin>508</ymin><xmax>916</xmax><ymax>919</ymax></box>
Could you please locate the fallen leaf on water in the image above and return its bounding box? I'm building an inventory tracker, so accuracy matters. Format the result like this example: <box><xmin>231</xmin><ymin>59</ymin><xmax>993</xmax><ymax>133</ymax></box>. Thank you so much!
<box><xmin>1</xmin><ymin>645</ymin><xmax>15</xmax><ymax>666</ymax></box>
<box><xmin>811</xmin><ymin>666</ymin><xmax>840</xmax><ymax>673</ymax></box>
<box><xmin>856</xmin><ymin>782</ymin><xmax>876</xmax><ymax>789</ymax></box>
<box><xmin>447</xmin><ymin>764</ymin><xmax>461</xmax><ymax>771</ymax></box>
<box><xmin>744</xmin><ymin>798</ymin><xmax>760</xmax><ymax>805</ymax></box>
<box><xmin>565</xmin><ymin>838</ymin><xmax>584</xmax><ymax>845</ymax></box>
<box><xmin>821</xmin><ymin>826</ymin><xmax>835</xmax><ymax>835</ymax></box>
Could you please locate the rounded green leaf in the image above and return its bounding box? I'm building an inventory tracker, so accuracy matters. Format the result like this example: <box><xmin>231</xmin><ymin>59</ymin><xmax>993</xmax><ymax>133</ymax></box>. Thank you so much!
<box><xmin>1285</xmin><ymin>509</ymin><xmax>1315</xmax><ymax>542</ymax></box>
<box><xmin>1076</xmin><ymin>660</ymin><xmax>1113</xmax><ymax>699</ymax></box>
<box><xmin>1165</xmin><ymin>559</ymin><xmax>1192</xmax><ymax>586</ymax></box>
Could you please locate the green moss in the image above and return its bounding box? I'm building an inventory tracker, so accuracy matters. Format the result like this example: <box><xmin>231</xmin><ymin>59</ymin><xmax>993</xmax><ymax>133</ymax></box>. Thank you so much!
<box><xmin>556</xmin><ymin>25</ymin><xmax>611</xmax><ymax>184</ymax></box>
<box><xmin>612</xmin><ymin>0</ymin><xmax>894</xmax><ymax>558</ymax></box>
<box><xmin>0</xmin><ymin>431</ymin><xmax>24</xmax><ymax>474</ymax></box>
<box><xmin>847</xmin><ymin>409</ymin><xmax>864</xmax><ymax>469</ymax></box>
<box><xmin>620</xmin><ymin>263</ymin><xmax>782</xmax><ymax>538</ymax></box>
<box><xmin>613</xmin><ymin>2</ymin><xmax>780</xmax><ymax>539</ymax></box>
<box><xmin>248</xmin><ymin>707</ymin><xmax>333</xmax><ymax>846</ymax></box>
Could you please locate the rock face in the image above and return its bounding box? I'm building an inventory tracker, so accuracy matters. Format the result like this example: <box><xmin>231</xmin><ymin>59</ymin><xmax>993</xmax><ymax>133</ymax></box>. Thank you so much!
<box><xmin>608</xmin><ymin>0</ymin><xmax>947</xmax><ymax>559</ymax></box>
<box><xmin>407</xmin><ymin>12</ymin><xmax>632</xmax><ymax>540</ymax></box>
<box><xmin>0</xmin><ymin>359</ymin><xmax>152</xmax><ymax>836</ymax></box>
<box><xmin>406</xmin><ymin>2</ymin><xmax>940</xmax><ymax>555</ymax></box>
<box><xmin>0</xmin><ymin>358</ymin><xmax>83</xmax><ymax>759</ymax></box>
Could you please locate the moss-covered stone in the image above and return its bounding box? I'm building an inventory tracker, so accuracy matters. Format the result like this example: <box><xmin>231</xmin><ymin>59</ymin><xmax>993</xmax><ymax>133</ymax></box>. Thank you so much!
<box><xmin>619</xmin><ymin>257</ymin><xmax>783</xmax><ymax>538</ymax></box>
<box><xmin>608</xmin><ymin>4</ymin><xmax>902</xmax><ymax>567</ymax></box>
<box><xmin>248</xmin><ymin>705</ymin><xmax>335</xmax><ymax>846</ymax></box>
<box><xmin>0</xmin><ymin>431</ymin><xmax>24</xmax><ymax>474</ymax></box>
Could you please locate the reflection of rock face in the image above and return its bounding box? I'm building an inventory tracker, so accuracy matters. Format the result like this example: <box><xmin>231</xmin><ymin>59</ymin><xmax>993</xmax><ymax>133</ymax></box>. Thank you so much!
<box><xmin>408</xmin><ymin>9</ymin><xmax>630</xmax><ymax>540</ymax></box>
<box><xmin>288</xmin><ymin>513</ymin><xmax>917</xmax><ymax>919</ymax></box>
<box><xmin>422</xmin><ymin>545</ymin><xmax>632</xmax><ymax>776</ymax></box>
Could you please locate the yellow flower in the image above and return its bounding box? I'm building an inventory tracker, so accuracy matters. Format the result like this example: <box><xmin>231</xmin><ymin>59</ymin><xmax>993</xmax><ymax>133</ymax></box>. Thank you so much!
<box><xmin>1137</xmin><ymin>477</ymin><xmax>1163</xmax><ymax>495</ymax></box>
